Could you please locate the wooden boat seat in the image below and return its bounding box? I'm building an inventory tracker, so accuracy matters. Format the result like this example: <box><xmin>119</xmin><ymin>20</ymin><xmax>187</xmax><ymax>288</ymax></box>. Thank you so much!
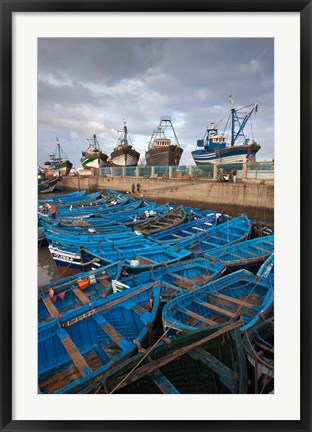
<box><xmin>92</xmin><ymin>313</ymin><xmax>125</xmax><ymax>346</ymax></box>
<box><xmin>226</xmin><ymin>252</ymin><xmax>245</xmax><ymax>260</ymax></box>
<box><xmin>201</xmin><ymin>241</ymin><xmax>222</xmax><ymax>248</ymax></box>
<box><xmin>42</xmin><ymin>296</ymin><xmax>59</xmax><ymax>318</ymax></box>
<box><xmin>251</xmin><ymin>245</ymin><xmax>272</xmax><ymax>254</ymax></box>
<box><xmin>181</xmin><ymin>230</ymin><xmax>193</xmax><ymax>235</ymax></box>
<box><xmin>190</xmin><ymin>274</ymin><xmax>210</xmax><ymax>283</ymax></box>
<box><xmin>56</xmin><ymin>328</ymin><xmax>92</xmax><ymax>377</ymax></box>
<box><xmin>72</xmin><ymin>288</ymin><xmax>90</xmax><ymax>305</ymax></box>
<box><xmin>177</xmin><ymin>307</ymin><xmax>217</xmax><ymax>326</ymax></box>
<box><xmin>171</xmin><ymin>233</ymin><xmax>184</xmax><ymax>239</ymax></box>
<box><xmin>188</xmin><ymin>347</ymin><xmax>236</xmax><ymax>391</ymax></box>
<box><xmin>101</xmin><ymin>344</ymin><xmax>121</xmax><ymax>360</ymax></box>
<box><xmin>210</xmin><ymin>293</ymin><xmax>256</xmax><ymax>309</ymax></box>
<box><xmin>170</xmin><ymin>273</ymin><xmax>197</xmax><ymax>286</ymax></box>
<box><xmin>149</xmin><ymin>369</ymin><xmax>180</xmax><ymax>394</ymax></box>
<box><xmin>241</xmin><ymin>250</ymin><xmax>260</xmax><ymax>257</ymax></box>
<box><xmin>152</xmin><ymin>221</ymin><xmax>172</xmax><ymax>227</ymax></box>
<box><xmin>193</xmin><ymin>298</ymin><xmax>237</xmax><ymax>318</ymax></box>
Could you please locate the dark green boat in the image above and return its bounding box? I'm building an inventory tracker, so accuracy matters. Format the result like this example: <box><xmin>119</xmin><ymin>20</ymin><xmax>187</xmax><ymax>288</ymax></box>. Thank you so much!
<box><xmin>95</xmin><ymin>320</ymin><xmax>247</xmax><ymax>394</ymax></box>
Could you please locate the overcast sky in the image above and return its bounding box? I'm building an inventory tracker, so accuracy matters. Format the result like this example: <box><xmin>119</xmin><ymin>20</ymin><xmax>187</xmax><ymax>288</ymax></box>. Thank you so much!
<box><xmin>38</xmin><ymin>38</ymin><xmax>274</xmax><ymax>168</ymax></box>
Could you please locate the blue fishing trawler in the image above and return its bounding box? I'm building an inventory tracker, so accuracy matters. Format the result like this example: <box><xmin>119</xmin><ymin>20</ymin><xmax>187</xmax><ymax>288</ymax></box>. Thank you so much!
<box><xmin>192</xmin><ymin>96</ymin><xmax>261</xmax><ymax>166</ymax></box>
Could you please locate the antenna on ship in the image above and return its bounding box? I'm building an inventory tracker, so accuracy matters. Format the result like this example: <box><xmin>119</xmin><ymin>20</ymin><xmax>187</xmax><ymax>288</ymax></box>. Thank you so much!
<box><xmin>117</xmin><ymin>119</ymin><xmax>132</xmax><ymax>147</ymax></box>
<box><xmin>56</xmin><ymin>137</ymin><xmax>61</xmax><ymax>159</ymax></box>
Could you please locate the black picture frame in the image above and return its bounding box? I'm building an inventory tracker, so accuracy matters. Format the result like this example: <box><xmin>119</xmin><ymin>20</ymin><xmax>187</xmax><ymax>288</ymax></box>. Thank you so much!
<box><xmin>1</xmin><ymin>1</ymin><xmax>311</xmax><ymax>431</ymax></box>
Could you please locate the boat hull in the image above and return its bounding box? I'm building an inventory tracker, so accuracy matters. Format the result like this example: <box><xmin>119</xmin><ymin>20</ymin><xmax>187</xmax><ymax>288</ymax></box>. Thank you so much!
<box><xmin>48</xmin><ymin>245</ymin><xmax>110</xmax><ymax>276</ymax></box>
<box><xmin>81</xmin><ymin>152</ymin><xmax>109</xmax><ymax>169</ymax></box>
<box><xmin>145</xmin><ymin>145</ymin><xmax>183</xmax><ymax>166</ymax></box>
<box><xmin>44</xmin><ymin>160</ymin><xmax>73</xmax><ymax>176</ymax></box>
<box><xmin>101</xmin><ymin>325</ymin><xmax>247</xmax><ymax>394</ymax></box>
<box><xmin>192</xmin><ymin>143</ymin><xmax>261</xmax><ymax>166</ymax></box>
<box><xmin>38</xmin><ymin>178</ymin><xmax>60</xmax><ymax>194</ymax></box>
<box><xmin>110</xmin><ymin>147</ymin><xmax>140</xmax><ymax>167</ymax></box>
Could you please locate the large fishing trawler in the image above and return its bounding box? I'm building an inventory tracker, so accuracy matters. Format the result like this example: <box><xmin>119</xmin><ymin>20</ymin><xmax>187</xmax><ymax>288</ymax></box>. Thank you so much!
<box><xmin>192</xmin><ymin>96</ymin><xmax>261</xmax><ymax>166</ymax></box>
<box><xmin>145</xmin><ymin>116</ymin><xmax>183</xmax><ymax>166</ymax></box>
<box><xmin>110</xmin><ymin>121</ymin><xmax>140</xmax><ymax>166</ymax></box>
<box><xmin>44</xmin><ymin>138</ymin><xmax>73</xmax><ymax>176</ymax></box>
<box><xmin>80</xmin><ymin>132</ymin><xmax>109</xmax><ymax>169</ymax></box>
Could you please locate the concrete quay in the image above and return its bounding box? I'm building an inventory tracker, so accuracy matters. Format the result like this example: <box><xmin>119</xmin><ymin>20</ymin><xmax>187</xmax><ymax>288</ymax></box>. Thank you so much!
<box><xmin>60</xmin><ymin>175</ymin><xmax>274</xmax><ymax>224</ymax></box>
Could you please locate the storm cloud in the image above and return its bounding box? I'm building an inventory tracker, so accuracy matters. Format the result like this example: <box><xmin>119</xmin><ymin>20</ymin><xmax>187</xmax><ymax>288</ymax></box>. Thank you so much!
<box><xmin>38</xmin><ymin>38</ymin><xmax>274</xmax><ymax>167</ymax></box>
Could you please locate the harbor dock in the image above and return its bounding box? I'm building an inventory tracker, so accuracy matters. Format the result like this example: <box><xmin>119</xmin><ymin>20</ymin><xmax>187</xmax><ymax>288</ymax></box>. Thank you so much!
<box><xmin>60</xmin><ymin>173</ymin><xmax>274</xmax><ymax>223</ymax></box>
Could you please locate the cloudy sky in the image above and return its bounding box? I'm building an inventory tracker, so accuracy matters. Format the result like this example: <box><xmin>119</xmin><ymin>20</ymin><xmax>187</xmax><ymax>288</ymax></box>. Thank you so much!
<box><xmin>38</xmin><ymin>38</ymin><xmax>274</xmax><ymax>168</ymax></box>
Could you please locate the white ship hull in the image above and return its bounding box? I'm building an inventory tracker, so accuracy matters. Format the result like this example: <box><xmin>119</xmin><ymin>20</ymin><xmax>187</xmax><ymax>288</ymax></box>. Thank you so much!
<box><xmin>111</xmin><ymin>153</ymin><xmax>139</xmax><ymax>167</ymax></box>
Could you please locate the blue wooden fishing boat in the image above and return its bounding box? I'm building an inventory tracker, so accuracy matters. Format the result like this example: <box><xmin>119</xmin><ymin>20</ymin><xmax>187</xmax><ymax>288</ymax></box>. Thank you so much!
<box><xmin>38</xmin><ymin>282</ymin><xmax>161</xmax><ymax>394</ymax></box>
<box><xmin>40</xmin><ymin>218</ymin><xmax>132</xmax><ymax>235</ymax></box>
<box><xmin>257</xmin><ymin>252</ymin><xmax>274</xmax><ymax>279</ymax></box>
<box><xmin>44</xmin><ymin>228</ymin><xmax>142</xmax><ymax>248</ymax></box>
<box><xmin>109</xmin><ymin>257</ymin><xmax>226</xmax><ymax>302</ymax></box>
<box><xmin>175</xmin><ymin>214</ymin><xmax>251</xmax><ymax>254</ymax></box>
<box><xmin>242</xmin><ymin>317</ymin><xmax>274</xmax><ymax>394</ymax></box>
<box><xmin>47</xmin><ymin>244</ymin><xmax>112</xmax><ymax>276</ymax></box>
<box><xmin>39</xmin><ymin>202</ymin><xmax>161</xmax><ymax>228</ymax></box>
<box><xmin>38</xmin><ymin>261</ymin><xmax>123</xmax><ymax>323</ymax></box>
<box><xmin>51</xmin><ymin>196</ymin><xmax>109</xmax><ymax>209</ymax></box>
<box><xmin>48</xmin><ymin>195</ymin><xmax>134</xmax><ymax>217</ymax></box>
<box><xmin>162</xmin><ymin>269</ymin><xmax>273</xmax><ymax>336</ymax></box>
<box><xmin>38</xmin><ymin>189</ymin><xmax>87</xmax><ymax>204</ymax></box>
<box><xmin>46</xmin><ymin>230</ymin><xmax>150</xmax><ymax>249</ymax></box>
<box><xmin>150</xmin><ymin>212</ymin><xmax>218</xmax><ymax>244</ymax></box>
<box><xmin>80</xmin><ymin>245</ymin><xmax>192</xmax><ymax>275</ymax></box>
<box><xmin>99</xmin><ymin>321</ymin><xmax>247</xmax><ymax>394</ymax></box>
<box><xmin>204</xmin><ymin>235</ymin><xmax>274</xmax><ymax>271</ymax></box>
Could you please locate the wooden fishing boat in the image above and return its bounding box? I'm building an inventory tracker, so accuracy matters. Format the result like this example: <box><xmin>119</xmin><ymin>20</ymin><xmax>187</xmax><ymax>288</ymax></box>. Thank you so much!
<box><xmin>109</xmin><ymin>257</ymin><xmax>226</xmax><ymax>302</ymax></box>
<box><xmin>40</xmin><ymin>218</ymin><xmax>132</xmax><ymax>235</ymax></box>
<box><xmin>38</xmin><ymin>261</ymin><xmax>123</xmax><ymax>323</ymax></box>
<box><xmin>38</xmin><ymin>177</ymin><xmax>61</xmax><ymax>194</ymax></box>
<box><xmin>48</xmin><ymin>195</ymin><xmax>134</xmax><ymax>218</ymax></box>
<box><xmin>47</xmin><ymin>244</ymin><xmax>113</xmax><ymax>276</ymax></box>
<box><xmin>39</xmin><ymin>202</ymin><xmax>161</xmax><ymax>229</ymax></box>
<box><xmin>38</xmin><ymin>189</ymin><xmax>87</xmax><ymax>204</ymax></box>
<box><xmin>257</xmin><ymin>252</ymin><xmax>274</xmax><ymax>280</ymax></box>
<box><xmin>43</xmin><ymin>228</ymin><xmax>141</xmax><ymax>248</ymax></box>
<box><xmin>110</xmin><ymin>121</ymin><xmax>140</xmax><ymax>166</ymax></box>
<box><xmin>80</xmin><ymin>245</ymin><xmax>192</xmax><ymax>275</ymax></box>
<box><xmin>204</xmin><ymin>235</ymin><xmax>274</xmax><ymax>272</ymax></box>
<box><xmin>134</xmin><ymin>206</ymin><xmax>186</xmax><ymax>235</ymax></box>
<box><xmin>175</xmin><ymin>214</ymin><xmax>251</xmax><ymax>254</ymax></box>
<box><xmin>242</xmin><ymin>317</ymin><xmax>274</xmax><ymax>394</ymax></box>
<box><xmin>162</xmin><ymin>269</ymin><xmax>273</xmax><ymax>336</ymax></box>
<box><xmin>98</xmin><ymin>321</ymin><xmax>247</xmax><ymax>394</ymax></box>
<box><xmin>38</xmin><ymin>282</ymin><xmax>161</xmax><ymax>394</ymax></box>
<box><xmin>43</xmin><ymin>138</ymin><xmax>73</xmax><ymax>176</ymax></box>
<box><xmin>127</xmin><ymin>205</ymin><xmax>171</xmax><ymax>228</ymax></box>
<box><xmin>150</xmin><ymin>212</ymin><xmax>218</xmax><ymax>244</ymax></box>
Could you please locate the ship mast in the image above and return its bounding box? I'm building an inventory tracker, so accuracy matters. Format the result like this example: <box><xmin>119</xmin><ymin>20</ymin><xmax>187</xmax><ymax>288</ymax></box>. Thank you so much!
<box><xmin>149</xmin><ymin>116</ymin><xmax>181</xmax><ymax>148</ymax></box>
<box><xmin>229</xmin><ymin>95</ymin><xmax>258</xmax><ymax>146</ymax></box>
<box><xmin>56</xmin><ymin>138</ymin><xmax>61</xmax><ymax>160</ymax></box>
<box><xmin>117</xmin><ymin>120</ymin><xmax>132</xmax><ymax>147</ymax></box>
